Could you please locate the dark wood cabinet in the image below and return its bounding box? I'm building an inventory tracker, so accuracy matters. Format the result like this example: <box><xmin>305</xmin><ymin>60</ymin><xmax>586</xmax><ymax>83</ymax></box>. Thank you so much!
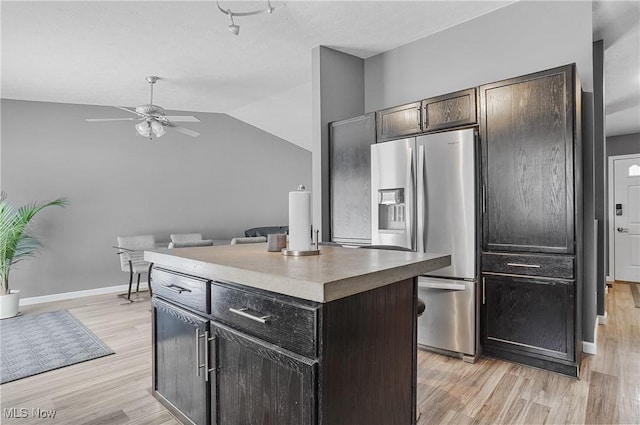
<box><xmin>483</xmin><ymin>274</ymin><xmax>575</xmax><ymax>361</ymax></box>
<box><xmin>329</xmin><ymin>113</ymin><xmax>375</xmax><ymax>244</ymax></box>
<box><xmin>422</xmin><ymin>88</ymin><xmax>477</xmax><ymax>132</ymax></box>
<box><xmin>210</xmin><ymin>321</ymin><xmax>317</xmax><ymax>425</ymax></box>
<box><xmin>480</xmin><ymin>66</ymin><xmax>575</xmax><ymax>254</ymax></box>
<box><xmin>376</xmin><ymin>102</ymin><xmax>421</xmax><ymax>142</ymax></box>
<box><xmin>480</xmin><ymin>64</ymin><xmax>582</xmax><ymax>377</ymax></box>
<box><xmin>152</xmin><ymin>298</ymin><xmax>209</xmax><ymax>425</ymax></box>
<box><xmin>152</xmin><ymin>267</ymin><xmax>418</xmax><ymax>424</ymax></box>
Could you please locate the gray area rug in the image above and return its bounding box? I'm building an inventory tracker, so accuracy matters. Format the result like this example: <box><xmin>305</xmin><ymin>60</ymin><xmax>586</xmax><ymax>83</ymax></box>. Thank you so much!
<box><xmin>0</xmin><ymin>310</ymin><xmax>114</xmax><ymax>384</ymax></box>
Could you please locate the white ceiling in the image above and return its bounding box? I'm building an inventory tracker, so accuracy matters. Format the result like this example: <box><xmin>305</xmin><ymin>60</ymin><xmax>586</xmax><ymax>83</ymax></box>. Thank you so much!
<box><xmin>2</xmin><ymin>1</ymin><xmax>639</xmax><ymax>141</ymax></box>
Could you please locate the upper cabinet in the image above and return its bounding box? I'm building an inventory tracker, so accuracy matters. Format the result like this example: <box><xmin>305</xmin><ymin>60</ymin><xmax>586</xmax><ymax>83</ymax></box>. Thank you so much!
<box><xmin>376</xmin><ymin>102</ymin><xmax>422</xmax><ymax>142</ymax></box>
<box><xmin>480</xmin><ymin>64</ymin><xmax>577</xmax><ymax>254</ymax></box>
<box><xmin>329</xmin><ymin>113</ymin><xmax>376</xmax><ymax>244</ymax></box>
<box><xmin>422</xmin><ymin>88</ymin><xmax>477</xmax><ymax>132</ymax></box>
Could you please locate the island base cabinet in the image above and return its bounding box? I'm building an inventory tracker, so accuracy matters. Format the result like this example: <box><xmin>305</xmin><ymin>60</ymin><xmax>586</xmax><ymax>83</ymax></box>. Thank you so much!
<box><xmin>152</xmin><ymin>298</ymin><xmax>209</xmax><ymax>425</ymax></box>
<box><xmin>210</xmin><ymin>321</ymin><xmax>317</xmax><ymax>425</ymax></box>
<box><xmin>482</xmin><ymin>274</ymin><xmax>578</xmax><ymax>376</ymax></box>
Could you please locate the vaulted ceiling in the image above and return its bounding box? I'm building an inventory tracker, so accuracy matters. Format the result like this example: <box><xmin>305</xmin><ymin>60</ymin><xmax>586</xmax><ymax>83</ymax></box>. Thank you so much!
<box><xmin>2</xmin><ymin>1</ymin><xmax>638</xmax><ymax>147</ymax></box>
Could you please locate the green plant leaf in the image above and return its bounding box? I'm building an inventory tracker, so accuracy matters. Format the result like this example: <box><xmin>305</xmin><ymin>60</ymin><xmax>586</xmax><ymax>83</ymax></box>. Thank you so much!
<box><xmin>0</xmin><ymin>194</ymin><xmax>67</xmax><ymax>294</ymax></box>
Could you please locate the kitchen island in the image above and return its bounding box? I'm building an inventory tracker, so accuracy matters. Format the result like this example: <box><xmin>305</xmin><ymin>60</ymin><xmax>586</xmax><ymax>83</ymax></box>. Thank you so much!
<box><xmin>145</xmin><ymin>243</ymin><xmax>450</xmax><ymax>425</ymax></box>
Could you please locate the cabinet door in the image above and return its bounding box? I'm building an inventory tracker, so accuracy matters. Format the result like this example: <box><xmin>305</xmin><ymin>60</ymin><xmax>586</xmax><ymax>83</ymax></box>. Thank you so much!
<box><xmin>330</xmin><ymin>114</ymin><xmax>375</xmax><ymax>244</ymax></box>
<box><xmin>376</xmin><ymin>102</ymin><xmax>422</xmax><ymax>142</ymax></box>
<box><xmin>210</xmin><ymin>321</ymin><xmax>317</xmax><ymax>425</ymax></box>
<box><xmin>422</xmin><ymin>88</ymin><xmax>477</xmax><ymax>132</ymax></box>
<box><xmin>480</xmin><ymin>64</ymin><xmax>575</xmax><ymax>253</ymax></box>
<box><xmin>153</xmin><ymin>298</ymin><xmax>208</xmax><ymax>425</ymax></box>
<box><xmin>483</xmin><ymin>274</ymin><xmax>575</xmax><ymax>361</ymax></box>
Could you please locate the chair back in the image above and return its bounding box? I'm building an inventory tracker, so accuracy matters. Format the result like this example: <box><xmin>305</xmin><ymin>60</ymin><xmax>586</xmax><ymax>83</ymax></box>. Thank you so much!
<box><xmin>170</xmin><ymin>233</ymin><xmax>203</xmax><ymax>243</ymax></box>
<box><xmin>230</xmin><ymin>236</ymin><xmax>267</xmax><ymax>245</ymax></box>
<box><xmin>116</xmin><ymin>235</ymin><xmax>155</xmax><ymax>272</ymax></box>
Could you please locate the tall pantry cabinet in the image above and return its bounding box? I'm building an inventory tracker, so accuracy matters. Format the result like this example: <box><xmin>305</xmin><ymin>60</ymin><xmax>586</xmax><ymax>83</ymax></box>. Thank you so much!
<box><xmin>479</xmin><ymin>64</ymin><xmax>583</xmax><ymax>377</ymax></box>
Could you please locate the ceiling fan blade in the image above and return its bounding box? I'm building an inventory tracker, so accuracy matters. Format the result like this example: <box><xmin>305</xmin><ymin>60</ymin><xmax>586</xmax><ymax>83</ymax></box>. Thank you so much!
<box><xmin>168</xmin><ymin>125</ymin><xmax>200</xmax><ymax>137</ymax></box>
<box><xmin>85</xmin><ymin>117</ymin><xmax>136</xmax><ymax>122</ymax></box>
<box><xmin>115</xmin><ymin>106</ymin><xmax>146</xmax><ymax>118</ymax></box>
<box><xmin>163</xmin><ymin>116</ymin><xmax>201</xmax><ymax>122</ymax></box>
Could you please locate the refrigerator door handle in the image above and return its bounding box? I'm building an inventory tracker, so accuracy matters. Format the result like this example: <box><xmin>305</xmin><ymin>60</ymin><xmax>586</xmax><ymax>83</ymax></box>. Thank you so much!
<box><xmin>418</xmin><ymin>281</ymin><xmax>466</xmax><ymax>291</ymax></box>
<box><xmin>406</xmin><ymin>146</ymin><xmax>415</xmax><ymax>250</ymax></box>
<box><xmin>417</xmin><ymin>144</ymin><xmax>425</xmax><ymax>253</ymax></box>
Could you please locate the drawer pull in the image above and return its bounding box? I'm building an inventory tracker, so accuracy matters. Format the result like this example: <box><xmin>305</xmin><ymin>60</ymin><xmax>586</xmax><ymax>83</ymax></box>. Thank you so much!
<box><xmin>229</xmin><ymin>307</ymin><xmax>270</xmax><ymax>324</ymax></box>
<box><xmin>161</xmin><ymin>283</ymin><xmax>191</xmax><ymax>294</ymax></box>
<box><xmin>506</xmin><ymin>263</ymin><xmax>541</xmax><ymax>268</ymax></box>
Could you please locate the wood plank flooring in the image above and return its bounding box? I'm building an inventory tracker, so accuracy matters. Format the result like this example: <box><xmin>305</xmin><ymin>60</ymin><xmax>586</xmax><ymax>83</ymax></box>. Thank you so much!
<box><xmin>1</xmin><ymin>282</ymin><xmax>638</xmax><ymax>424</ymax></box>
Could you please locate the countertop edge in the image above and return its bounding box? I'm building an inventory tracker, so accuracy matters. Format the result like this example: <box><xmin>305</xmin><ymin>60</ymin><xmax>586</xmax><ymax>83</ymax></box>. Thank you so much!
<box><xmin>145</xmin><ymin>248</ymin><xmax>450</xmax><ymax>303</ymax></box>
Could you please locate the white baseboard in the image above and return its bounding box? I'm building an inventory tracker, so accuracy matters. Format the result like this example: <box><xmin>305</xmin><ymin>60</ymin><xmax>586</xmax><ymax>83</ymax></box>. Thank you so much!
<box><xmin>598</xmin><ymin>311</ymin><xmax>608</xmax><ymax>325</ymax></box>
<box><xmin>583</xmin><ymin>320</ymin><xmax>598</xmax><ymax>355</ymax></box>
<box><xmin>606</xmin><ymin>275</ymin><xmax>614</xmax><ymax>282</ymax></box>
<box><xmin>20</xmin><ymin>282</ymin><xmax>149</xmax><ymax>306</ymax></box>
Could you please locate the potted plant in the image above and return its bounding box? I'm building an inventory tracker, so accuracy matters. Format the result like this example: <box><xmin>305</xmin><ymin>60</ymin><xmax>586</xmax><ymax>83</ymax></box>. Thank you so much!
<box><xmin>0</xmin><ymin>193</ymin><xmax>67</xmax><ymax>319</ymax></box>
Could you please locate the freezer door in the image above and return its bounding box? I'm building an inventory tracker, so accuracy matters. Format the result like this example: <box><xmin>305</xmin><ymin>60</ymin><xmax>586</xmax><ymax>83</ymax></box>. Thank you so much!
<box><xmin>417</xmin><ymin>276</ymin><xmax>475</xmax><ymax>355</ymax></box>
<box><xmin>416</xmin><ymin>128</ymin><xmax>476</xmax><ymax>279</ymax></box>
<box><xmin>371</xmin><ymin>138</ymin><xmax>416</xmax><ymax>249</ymax></box>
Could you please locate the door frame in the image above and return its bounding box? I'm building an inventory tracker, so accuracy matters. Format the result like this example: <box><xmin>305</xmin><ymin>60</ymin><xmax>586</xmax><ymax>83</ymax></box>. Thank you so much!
<box><xmin>607</xmin><ymin>153</ymin><xmax>640</xmax><ymax>281</ymax></box>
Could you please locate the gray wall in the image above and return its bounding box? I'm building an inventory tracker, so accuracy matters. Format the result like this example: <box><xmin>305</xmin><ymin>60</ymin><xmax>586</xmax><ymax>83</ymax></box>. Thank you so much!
<box><xmin>364</xmin><ymin>1</ymin><xmax>593</xmax><ymax>112</ymax></box>
<box><xmin>312</xmin><ymin>46</ymin><xmax>364</xmax><ymax>241</ymax></box>
<box><xmin>607</xmin><ymin>133</ymin><xmax>640</xmax><ymax>157</ymax></box>
<box><xmin>1</xmin><ymin>99</ymin><xmax>311</xmax><ymax>298</ymax></box>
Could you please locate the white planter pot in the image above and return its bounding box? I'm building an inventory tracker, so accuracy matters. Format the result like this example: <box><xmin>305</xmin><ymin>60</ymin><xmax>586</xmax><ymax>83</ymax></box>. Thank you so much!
<box><xmin>0</xmin><ymin>290</ymin><xmax>20</xmax><ymax>319</ymax></box>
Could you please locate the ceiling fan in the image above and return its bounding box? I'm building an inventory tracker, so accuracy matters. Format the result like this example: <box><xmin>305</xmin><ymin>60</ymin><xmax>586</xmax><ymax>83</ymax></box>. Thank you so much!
<box><xmin>86</xmin><ymin>76</ymin><xmax>200</xmax><ymax>139</ymax></box>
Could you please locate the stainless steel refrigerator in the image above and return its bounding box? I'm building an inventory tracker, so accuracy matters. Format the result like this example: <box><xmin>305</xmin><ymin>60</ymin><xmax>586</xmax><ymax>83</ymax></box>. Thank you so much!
<box><xmin>371</xmin><ymin>128</ymin><xmax>478</xmax><ymax>360</ymax></box>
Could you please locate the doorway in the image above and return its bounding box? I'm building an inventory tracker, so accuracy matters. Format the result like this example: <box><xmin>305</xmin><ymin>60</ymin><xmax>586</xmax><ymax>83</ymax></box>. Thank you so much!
<box><xmin>608</xmin><ymin>153</ymin><xmax>640</xmax><ymax>282</ymax></box>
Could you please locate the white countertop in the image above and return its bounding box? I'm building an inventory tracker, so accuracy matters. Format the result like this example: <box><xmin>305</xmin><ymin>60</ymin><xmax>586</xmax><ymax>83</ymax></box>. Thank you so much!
<box><xmin>145</xmin><ymin>243</ymin><xmax>450</xmax><ymax>303</ymax></box>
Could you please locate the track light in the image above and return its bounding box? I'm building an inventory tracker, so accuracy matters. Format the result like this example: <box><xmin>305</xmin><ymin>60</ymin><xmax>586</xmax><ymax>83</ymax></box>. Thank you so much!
<box><xmin>227</xmin><ymin>13</ymin><xmax>240</xmax><ymax>35</ymax></box>
<box><xmin>217</xmin><ymin>1</ymin><xmax>281</xmax><ymax>36</ymax></box>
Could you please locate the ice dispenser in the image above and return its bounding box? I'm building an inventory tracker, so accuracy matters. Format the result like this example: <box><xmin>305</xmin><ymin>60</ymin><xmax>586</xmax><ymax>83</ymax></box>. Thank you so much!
<box><xmin>378</xmin><ymin>188</ymin><xmax>405</xmax><ymax>231</ymax></box>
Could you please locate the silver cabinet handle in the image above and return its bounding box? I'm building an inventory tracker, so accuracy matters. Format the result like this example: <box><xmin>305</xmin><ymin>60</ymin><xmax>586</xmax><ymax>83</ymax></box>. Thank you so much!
<box><xmin>617</xmin><ymin>227</ymin><xmax>629</xmax><ymax>233</ymax></box>
<box><xmin>482</xmin><ymin>185</ymin><xmax>486</xmax><ymax>214</ymax></box>
<box><xmin>206</xmin><ymin>332</ymin><xmax>216</xmax><ymax>380</ymax></box>
<box><xmin>196</xmin><ymin>328</ymin><xmax>202</xmax><ymax>377</ymax></box>
<box><xmin>161</xmin><ymin>283</ymin><xmax>191</xmax><ymax>294</ymax></box>
<box><xmin>482</xmin><ymin>278</ymin><xmax>486</xmax><ymax>305</ymax></box>
<box><xmin>229</xmin><ymin>307</ymin><xmax>270</xmax><ymax>324</ymax></box>
<box><xmin>506</xmin><ymin>263</ymin><xmax>541</xmax><ymax>268</ymax></box>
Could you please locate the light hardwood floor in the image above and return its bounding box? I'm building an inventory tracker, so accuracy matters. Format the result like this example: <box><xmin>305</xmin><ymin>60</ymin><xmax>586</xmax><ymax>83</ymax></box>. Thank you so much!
<box><xmin>1</xmin><ymin>283</ymin><xmax>638</xmax><ymax>424</ymax></box>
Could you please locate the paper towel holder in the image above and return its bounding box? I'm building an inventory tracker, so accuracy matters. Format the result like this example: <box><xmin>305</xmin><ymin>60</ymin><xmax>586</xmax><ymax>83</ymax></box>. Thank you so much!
<box><xmin>282</xmin><ymin>228</ymin><xmax>320</xmax><ymax>256</ymax></box>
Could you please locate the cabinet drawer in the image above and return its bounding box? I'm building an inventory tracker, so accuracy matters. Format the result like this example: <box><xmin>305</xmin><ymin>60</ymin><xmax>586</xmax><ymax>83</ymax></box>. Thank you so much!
<box><xmin>210</xmin><ymin>282</ymin><xmax>319</xmax><ymax>358</ymax></box>
<box><xmin>482</xmin><ymin>252</ymin><xmax>574</xmax><ymax>279</ymax></box>
<box><xmin>152</xmin><ymin>267</ymin><xmax>209</xmax><ymax>314</ymax></box>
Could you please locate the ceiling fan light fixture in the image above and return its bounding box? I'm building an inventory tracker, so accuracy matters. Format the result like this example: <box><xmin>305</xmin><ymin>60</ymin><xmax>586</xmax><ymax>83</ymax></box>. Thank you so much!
<box><xmin>135</xmin><ymin>121</ymin><xmax>151</xmax><ymax>137</ymax></box>
<box><xmin>150</xmin><ymin>120</ymin><xmax>166</xmax><ymax>137</ymax></box>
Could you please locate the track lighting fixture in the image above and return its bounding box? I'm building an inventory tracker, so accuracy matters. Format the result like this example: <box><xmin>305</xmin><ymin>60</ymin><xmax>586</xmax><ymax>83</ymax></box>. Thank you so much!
<box><xmin>216</xmin><ymin>1</ymin><xmax>281</xmax><ymax>36</ymax></box>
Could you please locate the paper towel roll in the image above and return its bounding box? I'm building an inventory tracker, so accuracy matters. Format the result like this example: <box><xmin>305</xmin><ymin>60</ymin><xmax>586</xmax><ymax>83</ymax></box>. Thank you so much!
<box><xmin>288</xmin><ymin>187</ymin><xmax>311</xmax><ymax>251</ymax></box>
